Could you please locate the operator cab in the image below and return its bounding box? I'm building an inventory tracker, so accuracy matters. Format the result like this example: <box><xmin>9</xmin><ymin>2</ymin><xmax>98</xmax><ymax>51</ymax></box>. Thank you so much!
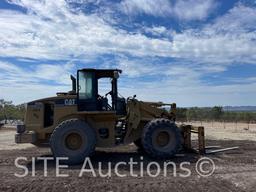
<box><xmin>76</xmin><ymin>69</ymin><xmax>126</xmax><ymax>115</ymax></box>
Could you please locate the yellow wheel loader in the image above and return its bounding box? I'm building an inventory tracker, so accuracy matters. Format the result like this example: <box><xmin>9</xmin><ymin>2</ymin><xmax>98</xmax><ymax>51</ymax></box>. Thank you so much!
<box><xmin>15</xmin><ymin>68</ymin><xmax>205</xmax><ymax>164</ymax></box>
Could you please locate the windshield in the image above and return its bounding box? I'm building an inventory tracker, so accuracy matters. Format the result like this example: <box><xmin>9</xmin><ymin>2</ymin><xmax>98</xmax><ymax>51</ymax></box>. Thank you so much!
<box><xmin>78</xmin><ymin>71</ymin><xmax>93</xmax><ymax>99</ymax></box>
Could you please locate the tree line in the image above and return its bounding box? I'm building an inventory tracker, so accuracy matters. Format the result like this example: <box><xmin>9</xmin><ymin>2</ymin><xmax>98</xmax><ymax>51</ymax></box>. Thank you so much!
<box><xmin>0</xmin><ymin>99</ymin><xmax>25</xmax><ymax>123</ymax></box>
<box><xmin>176</xmin><ymin>106</ymin><xmax>256</xmax><ymax>124</ymax></box>
<box><xmin>1</xmin><ymin>99</ymin><xmax>256</xmax><ymax>124</ymax></box>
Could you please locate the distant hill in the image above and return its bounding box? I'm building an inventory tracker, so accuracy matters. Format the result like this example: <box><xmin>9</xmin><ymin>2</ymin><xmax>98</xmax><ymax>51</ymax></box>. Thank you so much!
<box><xmin>223</xmin><ymin>106</ymin><xmax>256</xmax><ymax>112</ymax></box>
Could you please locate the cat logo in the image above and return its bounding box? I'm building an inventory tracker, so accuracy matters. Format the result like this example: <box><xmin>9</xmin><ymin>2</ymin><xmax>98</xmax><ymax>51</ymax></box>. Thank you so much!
<box><xmin>64</xmin><ymin>99</ymin><xmax>76</xmax><ymax>106</ymax></box>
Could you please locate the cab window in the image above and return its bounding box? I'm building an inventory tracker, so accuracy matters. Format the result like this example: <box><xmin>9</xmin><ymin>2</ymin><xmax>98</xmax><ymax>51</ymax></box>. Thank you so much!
<box><xmin>78</xmin><ymin>71</ymin><xmax>93</xmax><ymax>99</ymax></box>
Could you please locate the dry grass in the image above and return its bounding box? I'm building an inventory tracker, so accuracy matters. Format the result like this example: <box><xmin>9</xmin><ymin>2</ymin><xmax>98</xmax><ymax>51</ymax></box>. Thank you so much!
<box><xmin>183</xmin><ymin>121</ymin><xmax>256</xmax><ymax>141</ymax></box>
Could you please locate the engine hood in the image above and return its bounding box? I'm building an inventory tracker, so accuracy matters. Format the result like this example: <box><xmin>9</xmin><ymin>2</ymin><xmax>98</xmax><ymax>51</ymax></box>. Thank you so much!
<box><xmin>27</xmin><ymin>95</ymin><xmax>77</xmax><ymax>105</ymax></box>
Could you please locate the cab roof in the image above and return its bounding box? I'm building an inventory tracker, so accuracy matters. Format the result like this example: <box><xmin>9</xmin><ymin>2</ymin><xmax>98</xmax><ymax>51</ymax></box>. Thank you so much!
<box><xmin>78</xmin><ymin>68</ymin><xmax>122</xmax><ymax>78</ymax></box>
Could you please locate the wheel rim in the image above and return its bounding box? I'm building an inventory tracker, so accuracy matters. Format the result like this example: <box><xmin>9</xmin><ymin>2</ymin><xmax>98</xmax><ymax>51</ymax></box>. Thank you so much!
<box><xmin>156</xmin><ymin>131</ymin><xmax>170</xmax><ymax>147</ymax></box>
<box><xmin>152</xmin><ymin>129</ymin><xmax>176</xmax><ymax>152</ymax></box>
<box><xmin>65</xmin><ymin>132</ymin><xmax>83</xmax><ymax>150</ymax></box>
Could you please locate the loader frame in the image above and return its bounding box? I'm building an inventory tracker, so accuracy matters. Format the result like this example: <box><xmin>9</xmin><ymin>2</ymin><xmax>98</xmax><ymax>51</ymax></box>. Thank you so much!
<box><xmin>15</xmin><ymin>68</ymin><xmax>208</xmax><ymax>160</ymax></box>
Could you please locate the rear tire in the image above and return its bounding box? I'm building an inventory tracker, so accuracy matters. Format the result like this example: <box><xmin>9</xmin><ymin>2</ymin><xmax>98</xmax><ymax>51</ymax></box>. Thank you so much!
<box><xmin>50</xmin><ymin>119</ymin><xmax>96</xmax><ymax>165</ymax></box>
<box><xmin>142</xmin><ymin>119</ymin><xmax>181</xmax><ymax>158</ymax></box>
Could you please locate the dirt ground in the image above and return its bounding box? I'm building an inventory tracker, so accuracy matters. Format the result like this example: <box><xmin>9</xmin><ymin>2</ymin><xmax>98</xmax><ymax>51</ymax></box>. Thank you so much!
<box><xmin>0</xmin><ymin>123</ymin><xmax>256</xmax><ymax>192</ymax></box>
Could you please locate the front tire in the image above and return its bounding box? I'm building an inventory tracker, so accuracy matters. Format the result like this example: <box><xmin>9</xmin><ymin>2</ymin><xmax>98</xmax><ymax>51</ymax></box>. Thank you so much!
<box><xmin>50</xmin><ymin>119</ymin><xmax>96</xmax><ymax>165</ymax></box>
<box><xmin>142</xmin><ymin>119</ymin><xmax>181</xmax><ymax>158</ymax></box>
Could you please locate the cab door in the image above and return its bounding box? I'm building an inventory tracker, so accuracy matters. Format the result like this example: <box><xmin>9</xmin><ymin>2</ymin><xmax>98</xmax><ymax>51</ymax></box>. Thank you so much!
<box><xmin>77</xmin><ymin>70</ymin><xmax>97</xmax><ymax>111</ymax></box>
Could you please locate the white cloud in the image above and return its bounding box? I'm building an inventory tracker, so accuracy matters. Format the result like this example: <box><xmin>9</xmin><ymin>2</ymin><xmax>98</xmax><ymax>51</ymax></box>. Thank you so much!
<box><xmin>120</xmin><ymin>0</ymin><xmax>216</xmax><ymax>21</ymax></box>
<box><xmin>0</xmin><ymin>0</ymin><xmax>254</xmax><ymax>66</ymax></box>
<box><xmin>0</xmin><ymin>82</ymin><xmax>68</xmax><ymax>105</ymax></box>
<box><xmin>120</xmin><ymin>0</ymin><xmax>172</xmax><ymax>17</ymax></box>
<box><xmin>0</xmin><ymin>57</ymin><xmax>255</xmax><ymax>106</ymax></box>
<box><xmin>0</xmin><ymin>0</ymin><xmax>174</xmax><ymax>60</ymax></box>
<box><xmin>0</xmin><ymin>1</ymin><xmax>256</xmax><ymax>106</ymax></box>
<box><xmin>169</xmin><ymin>4</ymin><xmax>256</xmax><ymax>65</ymax></box>
<box><xmin>173</xmin><ymin>0</ymin><xmax>217</xmax><ymax>21</ymax></box>
<box><xmin>0</xmin><ymin>61</ymin><xmax>74</xmax><ymax>85</ymax></box>
<box><xmin>116</xmin><ymin>57</ymin><xmax>159</xmax><ymax>77</ymax></box>
<box><xmin>142</xmin><ymin>26</ymin><xmax>175</xmax><ymax>39</ymax></box>
<box><xmin>119</xmin><ymin>73</ymin><xmax>256</xmax><ymax>107</ymax></box>
<box><xmin>117</xmin><ymin>79</ymin><xmax>256</xmax><ymax>107</ymax></box>
<box><xmin>0</xmin><ymin>61</ymin><xmax>74</xmax><ymax>103</ymax></box>
<box><xmin>1</xmin><ymin>1</ymin><xmax>254</xmax><ymax>66</ymax></box>
<box><xmin>208</xmin><ymin>4</ymin><xmax>256</xmax><ymax>34</ymax></box>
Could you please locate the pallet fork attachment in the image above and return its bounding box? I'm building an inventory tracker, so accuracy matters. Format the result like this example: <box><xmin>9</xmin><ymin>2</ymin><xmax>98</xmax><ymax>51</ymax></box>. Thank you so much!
<box><xmin>180</xmin><ymin>125</ymin><xmax>206</xmax><ymax>154</ymax></box>
<box><xmin>180</xmin><ymin>124</ymin><xmax>239</xmax><ymax>155</ymax></box>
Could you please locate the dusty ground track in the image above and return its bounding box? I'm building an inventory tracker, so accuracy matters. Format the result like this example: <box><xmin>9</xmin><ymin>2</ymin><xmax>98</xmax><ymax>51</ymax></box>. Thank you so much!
<box><xmin>0</xmin><ymin>122</ymin><xmax>255</xmax><ymax>192</ymax></box>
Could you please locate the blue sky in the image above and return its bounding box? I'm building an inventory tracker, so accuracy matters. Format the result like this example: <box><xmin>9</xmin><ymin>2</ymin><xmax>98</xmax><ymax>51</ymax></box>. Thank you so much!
<box><xmin>0</xmin><ymin>0</ymin><xmax>256</xmax><ymax>107</ymax></box>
